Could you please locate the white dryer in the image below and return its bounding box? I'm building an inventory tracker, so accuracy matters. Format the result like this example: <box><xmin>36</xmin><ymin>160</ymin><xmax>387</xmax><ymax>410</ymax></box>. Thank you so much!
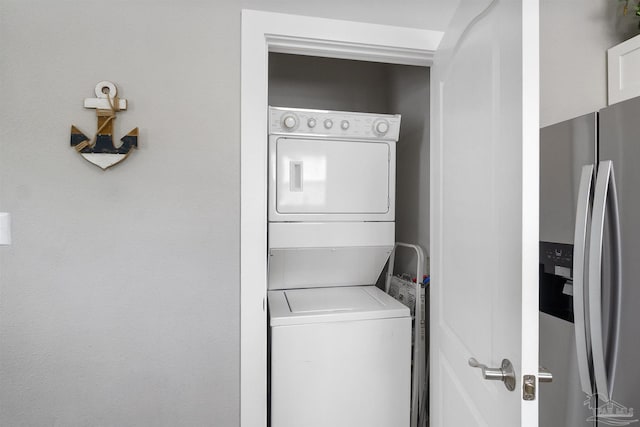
<box><xmin>267</xmin><ymin>107</ymin><xmax>410</xmax><ymax>427</ymax></box>
<box><xmin>268</xmin><ymin>107</ymin><xmax>400</xmax><ymax>290</ymax></box>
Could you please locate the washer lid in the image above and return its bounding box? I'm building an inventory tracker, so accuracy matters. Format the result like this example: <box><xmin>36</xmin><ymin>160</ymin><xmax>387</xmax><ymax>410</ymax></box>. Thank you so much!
<box><xmin>268</xmin><ymin>285</ymin><xmax>410</xmax><ymax>326</ymax></box>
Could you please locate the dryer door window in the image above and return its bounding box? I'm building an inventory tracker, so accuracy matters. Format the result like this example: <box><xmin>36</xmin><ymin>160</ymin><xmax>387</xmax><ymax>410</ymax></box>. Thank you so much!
<box><xmin>274</xmin><ymin>138</ymin><xmax>390</xmax><ymax>215</ymax></box>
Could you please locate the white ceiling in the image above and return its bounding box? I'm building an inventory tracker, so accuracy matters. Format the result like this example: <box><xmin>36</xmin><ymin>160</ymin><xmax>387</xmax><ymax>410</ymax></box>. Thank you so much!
<box><xmin>241</xmin><ymin>0</ymin><xmax>460</xmax><ymax>31</ymax></box>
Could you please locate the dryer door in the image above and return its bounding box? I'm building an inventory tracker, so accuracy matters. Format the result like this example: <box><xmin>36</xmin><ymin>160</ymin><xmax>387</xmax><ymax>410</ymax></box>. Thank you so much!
<box><xmin>269</xmin><ymin>137</ymin><xmax>395</xmax><ymax>222</ymax></box>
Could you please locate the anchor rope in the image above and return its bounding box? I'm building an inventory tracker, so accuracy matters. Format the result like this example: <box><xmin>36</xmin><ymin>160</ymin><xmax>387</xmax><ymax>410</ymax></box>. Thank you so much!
<box><xmin>74</xmin><ymin>94</ymin><xmax>121</xmax><ymax>152</ymax></box>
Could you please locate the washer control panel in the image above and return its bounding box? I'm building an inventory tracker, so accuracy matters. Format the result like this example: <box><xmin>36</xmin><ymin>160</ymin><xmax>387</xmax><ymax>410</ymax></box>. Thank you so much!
<box><xmin>269</xmin><ymin>106</ymin><xmax>401</xmax><ymax>140</ymax></box>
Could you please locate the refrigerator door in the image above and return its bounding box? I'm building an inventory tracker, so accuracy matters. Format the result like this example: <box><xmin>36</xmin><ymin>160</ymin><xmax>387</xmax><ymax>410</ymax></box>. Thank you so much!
<box><xmin>599</xmin><ymin>97</ymin><xmax>640</xmax><ymax>415</ymax></box>
<box><xmin>540</xmin><ymin>113</ymin><xmax>597</xmax><ymax>244</ymax></box>
<box><xmin>539</xmin><ymin>113</ymin><xmax>597</xmax><ymax>427</ymax></box>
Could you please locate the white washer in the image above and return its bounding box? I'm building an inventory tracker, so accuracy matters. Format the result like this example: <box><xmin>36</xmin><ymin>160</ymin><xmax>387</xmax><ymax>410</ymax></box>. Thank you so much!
<box><xmin>269</xmin><ymin>285</ymin><xmax>411</xmax><ymax>427</ymax></box>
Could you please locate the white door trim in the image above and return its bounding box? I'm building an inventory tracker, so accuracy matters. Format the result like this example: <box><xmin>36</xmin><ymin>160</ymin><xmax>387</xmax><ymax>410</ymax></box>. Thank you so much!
<box><xmin>240</xmin><ymin>9</ymin><xmax>442</xmax><ymax>426</ymax></box>
<box><xmin>520</xmin><ymin>1</ymin><xmax>540</xmax><ymax>424</ymax></box>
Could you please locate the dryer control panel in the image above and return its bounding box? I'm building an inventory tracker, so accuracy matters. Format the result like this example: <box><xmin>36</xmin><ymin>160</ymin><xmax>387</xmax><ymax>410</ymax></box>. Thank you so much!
<box><xmin>269</xmin><ymin>106</ymin><xmax>401</xmax><ymax>141</ymax></box>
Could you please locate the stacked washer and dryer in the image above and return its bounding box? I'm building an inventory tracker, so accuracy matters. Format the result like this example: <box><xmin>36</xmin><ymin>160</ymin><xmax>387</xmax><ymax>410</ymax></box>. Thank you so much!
<box><xmin>267</xmin><ymin>107</ymin><xmax>412</xmax><ymax>427</ymax></box>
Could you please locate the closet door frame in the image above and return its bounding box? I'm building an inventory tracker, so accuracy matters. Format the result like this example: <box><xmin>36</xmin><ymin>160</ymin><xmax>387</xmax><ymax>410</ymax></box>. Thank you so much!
<box><xmin>240</xmin><ymin>10</ymin><xmax>441</xmax><ymax>427</ymax></box>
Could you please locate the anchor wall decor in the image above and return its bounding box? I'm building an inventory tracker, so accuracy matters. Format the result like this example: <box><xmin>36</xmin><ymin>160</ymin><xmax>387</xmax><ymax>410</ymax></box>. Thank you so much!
<box><xmin>70</xmin><ymin>81</ymin><xmax>138</xmax><ymax>170</ymax></box>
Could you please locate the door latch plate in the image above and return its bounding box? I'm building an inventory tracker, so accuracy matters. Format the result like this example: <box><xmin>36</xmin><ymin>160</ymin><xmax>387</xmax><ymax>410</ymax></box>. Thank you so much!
<box><xmin>523</xmin><ymin>375</ymin><xmax>536</xmax><ymax>400</ymax></box>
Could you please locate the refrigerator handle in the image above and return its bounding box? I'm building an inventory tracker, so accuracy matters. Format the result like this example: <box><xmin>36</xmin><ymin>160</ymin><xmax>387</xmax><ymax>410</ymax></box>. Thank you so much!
<box><xmin>573</xmin><ymin>164</ymin><xmax>595</xmax><ymax>396</ymax></box>
<box><xmin>588</xmin><ymin>160</ymin><xmax>622</xmax><ymax>400</ymax></box>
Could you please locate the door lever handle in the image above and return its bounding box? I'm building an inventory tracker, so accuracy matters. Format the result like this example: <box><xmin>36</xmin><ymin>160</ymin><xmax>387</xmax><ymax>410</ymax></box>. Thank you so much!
<box><xmin>539</xmin><ymin>366</ymin><xmax>553</xmax><ymax>383</ymax></box>
<box><xmin>468</xmin><ymin>357</ymin><xmax>516</xmax><ymax>391</ymax></box>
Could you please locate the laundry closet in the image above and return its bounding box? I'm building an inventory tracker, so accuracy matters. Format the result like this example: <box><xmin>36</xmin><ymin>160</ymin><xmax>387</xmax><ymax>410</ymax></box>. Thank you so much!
<box><xmin>266</xmin><ymin>53</ymin><xmax>431</xmax><ymax>426</ymax></box>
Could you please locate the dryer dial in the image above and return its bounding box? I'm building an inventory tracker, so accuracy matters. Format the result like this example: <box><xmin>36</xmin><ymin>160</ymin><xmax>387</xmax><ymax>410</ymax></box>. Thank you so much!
<box><xmin>282</xmin><ymin>114</ymin><xmax>298</xmax><ymax>130</ymax></box>
<box><xmin>373</xmin><ymin>119</ymin><xmax>390</xmax><ymax>136</ymax></box>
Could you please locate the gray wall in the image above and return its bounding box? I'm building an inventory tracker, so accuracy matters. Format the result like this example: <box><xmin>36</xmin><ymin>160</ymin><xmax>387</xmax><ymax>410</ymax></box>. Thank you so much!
<box><xmin>0</xmin><ymin>2</ymin><xmax>240</xmax><ymax>426</ymax></box>
<box><xmin>242</xmin><ymin>0</ymin><xmax>457</xmax><ymax>31</ymax></box>
<box><xmin>388</xmin><ymin>66</ymin><xmax>431</xmax><ymax>276</ymax></box>
<box><xmin>269</xmin><ymin>53</ymin><xmax>391</xmax><ymax>112</ymax></box>
<box><xmin>540</xmin><ymin>0</ymin><xmax>636</xmax><ymax>127</ymax></box>
<box><xmin>0</xmin><ymin>1</ymin><xmax>454</xmax><ymax>426</ymax></box>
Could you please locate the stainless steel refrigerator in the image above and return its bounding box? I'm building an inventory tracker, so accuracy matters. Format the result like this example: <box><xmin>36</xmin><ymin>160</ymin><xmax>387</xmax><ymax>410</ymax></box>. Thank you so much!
<box><xmin>539</xmin><ymin>96</ymin><xmax>640</xmax><ymax>426</ymax></box>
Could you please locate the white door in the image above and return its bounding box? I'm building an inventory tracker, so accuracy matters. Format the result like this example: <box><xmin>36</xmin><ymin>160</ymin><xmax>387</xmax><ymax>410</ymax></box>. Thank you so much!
<box><xmin>430</xmin><ymin>1</ymin><xmax>539</xmax><ymax>426</ymax></box>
